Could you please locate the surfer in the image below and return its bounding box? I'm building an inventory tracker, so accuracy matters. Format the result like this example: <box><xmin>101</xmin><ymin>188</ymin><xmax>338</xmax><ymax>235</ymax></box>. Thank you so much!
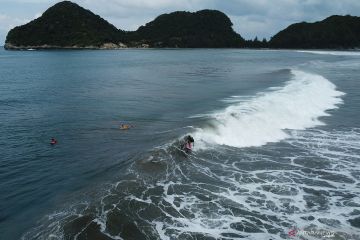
<box><xmin>50</xmin><ymin>138</ymin><xmax>57</xmax><ymax>145</ymax></box>
<box><xmin>182</xmin><ymin>135</ymin><xmax>194</xmax><ymax>153</ymax></box>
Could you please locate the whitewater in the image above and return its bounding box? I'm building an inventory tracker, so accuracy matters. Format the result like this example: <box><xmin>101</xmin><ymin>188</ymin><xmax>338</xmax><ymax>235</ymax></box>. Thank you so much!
<box><xmin>1</xmin><ymin>49</ymin><xmax>360</xmax><ymax>240</ymax></box>
<box><xmin>193</xmin><ymin>69</ymin><xmax>344</xmax><ymax>148</ymax></box>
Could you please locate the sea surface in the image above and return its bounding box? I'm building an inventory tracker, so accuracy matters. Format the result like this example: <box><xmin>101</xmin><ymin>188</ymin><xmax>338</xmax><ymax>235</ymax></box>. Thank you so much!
<box><xmin>0</xmin><ymin>49</ymin><xmax>360</xmax><ymax>240</ymax></box>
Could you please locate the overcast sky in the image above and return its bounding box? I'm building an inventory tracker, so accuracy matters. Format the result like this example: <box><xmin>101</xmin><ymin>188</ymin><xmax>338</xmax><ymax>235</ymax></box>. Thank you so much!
<box><xmin>1</xmin><ymin>0</ymin><xmax>360</xmax><ymax>44</ymax></box>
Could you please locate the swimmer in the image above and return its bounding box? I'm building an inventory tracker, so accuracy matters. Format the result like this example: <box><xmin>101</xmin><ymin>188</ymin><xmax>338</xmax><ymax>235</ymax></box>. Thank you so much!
<box><xmin>50</xmin><ymin>138</ymin><xmax>57</xmax><ymax>145</ymax></box>
<box><xmin>120</xmin><ymin>124</ymin><xmax>133</xmax><ymax>130</ymax></box>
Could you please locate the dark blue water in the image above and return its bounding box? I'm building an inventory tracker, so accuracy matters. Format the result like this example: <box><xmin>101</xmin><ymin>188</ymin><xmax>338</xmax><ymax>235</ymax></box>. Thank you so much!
<box><xmin>1</xmin><ymin>49</ymin><xmax>359</xmax><ymax>240</ymax></box>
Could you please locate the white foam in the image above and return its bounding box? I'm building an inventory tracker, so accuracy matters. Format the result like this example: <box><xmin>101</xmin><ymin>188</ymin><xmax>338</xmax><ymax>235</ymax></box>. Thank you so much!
<box><xmin>297</xmin><ymin>50</ymin><xmax>360</xmax><ymax>56</ymax></box>
<box><xmin>24</xmin><ymin>128</ymin><xmax>360</xmax><ymax>239</ymax></box>
<box><xmin>152</xmin><ymin>129</ymin><xmax>360</xmax><ymax>239</ymax></box>
<box><xmin>193</xmin><ymin>70</ymin><xmax>344</xmax><ymax>149</ymax></box>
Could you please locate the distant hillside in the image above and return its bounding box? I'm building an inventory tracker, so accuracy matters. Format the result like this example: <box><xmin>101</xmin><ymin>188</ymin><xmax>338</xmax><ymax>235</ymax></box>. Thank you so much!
<box><xmin>5</xmin><ymin>1</ymin><xmax>124</xmax><ymax>49</ymax></box>
<box><xmin>5</xmin><ymin>1</ymin><xmax>244</xmax><ymax>49</ymax></box>
<box><xmin>4</xmin><ymin>1</ymin><xmax>360</xmax><ymax>50</ymax></box>
<box><xmin>270</xmin><ymin>15</ymin><xmax>360</xmax><ymax>49</ymax></box>
<box><xmin>128</xmin><ymin>10</ymin><xmax>245</xmax><ymax>48</ymax></box>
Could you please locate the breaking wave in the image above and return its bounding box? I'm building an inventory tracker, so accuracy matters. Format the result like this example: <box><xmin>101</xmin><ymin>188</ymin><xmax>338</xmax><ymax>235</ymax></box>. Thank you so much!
<box><xmin>193</xmin><ymin>70</ymin><xmax>344</xmax><ymax>148</ymax></box>
<box><xmin>297</xmin><ymin>50</ymin><xmax>360</xmax><ymax>56</ymax></box>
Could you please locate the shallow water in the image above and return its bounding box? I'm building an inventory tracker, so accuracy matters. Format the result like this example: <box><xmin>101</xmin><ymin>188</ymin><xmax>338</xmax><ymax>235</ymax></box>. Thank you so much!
<box><xmin>0</xmin><ymin>49</ymin><xmax>359</xmax><ymax>239</ymax></box>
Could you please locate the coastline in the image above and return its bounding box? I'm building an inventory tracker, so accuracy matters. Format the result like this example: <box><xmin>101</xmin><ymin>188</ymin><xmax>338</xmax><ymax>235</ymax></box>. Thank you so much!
<box><xmin>3</xmin><ymin>42</ymin><xmax>151</xmax><ymax>50</ymax></box>
<box><xmin>3</xmin><ymin>43</ymin><xmax>360</xmax><ymax>51</ymax></box>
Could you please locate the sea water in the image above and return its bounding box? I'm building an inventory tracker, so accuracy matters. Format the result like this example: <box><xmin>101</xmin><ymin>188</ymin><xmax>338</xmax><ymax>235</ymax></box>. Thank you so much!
<box><xmin>0</xmin><ymin>49</ymin><xmax>359</xmax><ymax>239</ymax></box>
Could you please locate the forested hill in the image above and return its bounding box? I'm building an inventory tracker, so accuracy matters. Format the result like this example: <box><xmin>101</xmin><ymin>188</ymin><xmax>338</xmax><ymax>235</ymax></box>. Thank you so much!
<box><xmin>269</xmin><ymin>15</ymin><xmax>360</xmax><ymax>49</ymax></box>
<box><xmin>5</xmin><ymin>1</ymin><xmax>124</xmax><ymax>49</ymax></box>
<box><xmin>127</xmin><ymin>10</ymin><xmax>245</xmax><ymax>48</ymax></box>
<box><xmin>5</xmin><ymin>1</ymin><xmax>244</xmax><ymax>49</ymax></box>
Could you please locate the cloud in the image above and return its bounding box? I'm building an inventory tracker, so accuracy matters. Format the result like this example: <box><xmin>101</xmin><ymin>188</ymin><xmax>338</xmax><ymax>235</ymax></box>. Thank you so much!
<box><xmin>0</xmin><ymin>14</ymin><xmax>28</xmax><ymax>31</ymax></box>
<box><xmin>78</xmin><ymin>0</ymin><xmax>213</xmax><ymax>27</ymax></box>
<box><xmin>76</xmin><ymin>0</ymin><xmax>360</xmax><ymax>37</ymax></box>
<box><xmin>0</xmin><ymin>12</ymin><xmax>39</xmax><ymax>44</ymax></box>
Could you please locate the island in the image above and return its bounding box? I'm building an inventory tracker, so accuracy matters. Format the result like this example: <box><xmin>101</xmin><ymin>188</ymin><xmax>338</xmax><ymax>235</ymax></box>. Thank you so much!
<box><xmin>269</xmin><ymin>15</ymin><xmax>360</xmax><ymax>49</ymax></box>
<box><xmin>4</xmin><ymin>1</ymin><xmax>360</xmax><ymax>50</ymax></box>
<box><xmin>5</xmin><ymin>1</ymin><xmax>125</xmax><ymax>49</ymax></box>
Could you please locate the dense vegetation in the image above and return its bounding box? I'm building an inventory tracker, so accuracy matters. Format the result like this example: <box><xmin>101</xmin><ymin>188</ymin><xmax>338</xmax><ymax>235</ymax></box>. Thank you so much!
<box><xmin>4</xmin><ymin>1</ymin><xmax>360</xmax><ymax>49</ymax></box>
<box><xmin>128</xmin><ymin>10</ymin><xmax>245</xmax><ymax>48</ymax></box>
<box><xmin>270</xmin><ymin>15</ymin><xmax>360</xmax><ymax>49</ymax></box>
<box><xmin>5</xmin><ymin>1</ymin><xmax>124</xmax><ymax>47</ymax></box>
<box><xmin>5</xmin><ymin>1</ymin><xmax>244</xmax><ymax>48</ymax></box>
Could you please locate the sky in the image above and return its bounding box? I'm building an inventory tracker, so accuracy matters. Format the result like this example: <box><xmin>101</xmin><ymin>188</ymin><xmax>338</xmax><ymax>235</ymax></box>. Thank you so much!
<box><xmin>0</xmin><ymin>0</ymin><xmax>360</xmax><ymax>44</ymax></box>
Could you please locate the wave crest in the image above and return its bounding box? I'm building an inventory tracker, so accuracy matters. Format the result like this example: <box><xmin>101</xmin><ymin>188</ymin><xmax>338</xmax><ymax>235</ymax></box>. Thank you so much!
<box><xmin>193</xmin><ymin>70</ymin><xmax>345</xmax><ymax>148</ymax></box>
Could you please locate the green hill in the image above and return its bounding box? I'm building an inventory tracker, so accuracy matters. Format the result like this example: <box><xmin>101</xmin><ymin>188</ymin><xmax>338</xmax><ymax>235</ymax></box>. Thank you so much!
<box><xmin>128</xmin><ymin>10</ymin><xmax>245</xmax><ymax>48</ymax></box>
<box><xmin>270</xmin><ymin>15</ymin><xmax>360</xmax><ymax>49</ymax></box>
<box><xmin>5</xmin><ymin>1</ymin><xmax>124</xmax><ymax>49</ymax></box>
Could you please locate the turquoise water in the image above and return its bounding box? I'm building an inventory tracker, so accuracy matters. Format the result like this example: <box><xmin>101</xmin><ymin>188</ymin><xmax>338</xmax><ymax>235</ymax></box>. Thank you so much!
<box><xmin>0</xmin><ymin>49</ymin><xmax>360</xmax><ymax>239</ymax></box>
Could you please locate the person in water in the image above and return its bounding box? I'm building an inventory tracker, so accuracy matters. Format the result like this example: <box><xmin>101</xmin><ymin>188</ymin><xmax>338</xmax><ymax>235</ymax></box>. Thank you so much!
<box><xmin>120</xmin><ymin>124</ymin><xmax>133</xmax><ymax>130</ymax></box>
<box><xmin>183</xmin><ymin>135</ymin><xmax>194</xmax><ymax>153</ymax></box>
<box><xmin>50</xmin><ymin>138</ymin><xmax>57</xmax><ymax>145</ymax></box>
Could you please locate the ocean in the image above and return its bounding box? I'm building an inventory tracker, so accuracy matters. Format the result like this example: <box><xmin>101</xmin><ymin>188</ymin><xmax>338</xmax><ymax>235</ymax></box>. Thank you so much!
<box><xmin>0</xmin><ymin>49</ymin><xmax>359</xmax><ymax>240</ymax></box>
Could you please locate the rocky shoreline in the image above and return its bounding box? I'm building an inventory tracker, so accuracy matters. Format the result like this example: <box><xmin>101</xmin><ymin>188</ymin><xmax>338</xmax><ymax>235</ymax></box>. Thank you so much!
<box><xmin>4</xmin><ymin>42</ymin><xmax>152</xmax><ymax>50</ymax></box>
